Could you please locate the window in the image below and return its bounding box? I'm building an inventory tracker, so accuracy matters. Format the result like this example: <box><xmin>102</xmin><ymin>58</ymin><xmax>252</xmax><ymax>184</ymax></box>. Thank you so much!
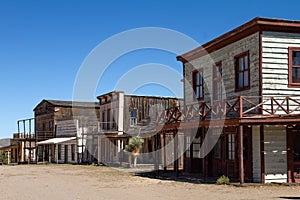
<box><xmin>107</xmin><ymin>109</ymin><xmax>111</xmax><ymax>130</ymax></box>
<box><xmin>49</xmin><ymin>121</ymin><xmax>53</xmax><ymax>131</ymax></box>
<box><xmin>58</xmin><ymin>144</ymin><xmax>61</xmax><ymax>160</ymax></box>
<box><xmin>192</xmin><ymin>136</ymin><xmax>201</xmax><ymax>158</ymax></box>
<box><xmin>235</xmin><ymin>52</ymin><xmax>250</xmax><ymax>91</ymax></box>
<box><xmin>289</xmin><ymin>47</ymin><xmax>300</xmax><ymax>86</ymax></box>
<box><xmin>71</xmin><ymin>144</ymin><xmax>75</xmax><ymax>161</ymax></box>
<box><xmin>185</xmin><ymin>136</ymin><xmax>191</xmax><ymax>158</ymax></box>
<box><xmin>226</xmin><ymin>134</ymin><xmax>235</xmax><ymax>160</ymax></box>
<box><xmin>213</xmin><ymin>62</ymin><xmax>223</xmax><ymax>101</ymax></box>
<box><xmin>193</xmin><ymin>69</ymin><xmax>204</xmax><ymax>100</ymax></box>
<box><xmin>130</xmin><ymin>109</ymin><xmax>137</xmax><ymax>127</ymax></box>
<box><xmin>102</xmin><ymin>112</ymin><xmax>106</xmax><ymax>130</ymax></box>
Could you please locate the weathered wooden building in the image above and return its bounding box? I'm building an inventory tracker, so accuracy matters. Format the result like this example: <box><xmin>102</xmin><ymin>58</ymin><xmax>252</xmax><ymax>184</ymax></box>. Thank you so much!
<box><xmin>157</xmin><ymin>17</ymin><xmax>300</xmax><ymax>183</ymax></box>
<box><xmin>0</xmin><ymin>138</ymin><xmax>18</xmax><ymax>164</ymax></box>
<box><xmin>96</xmin><ymin>91</ymin><xmax>182</xmax><ymax>167</ymax></box>
<box><xmin>34</xmin><ymin>99</ymin><xmax>100</xmax><ymax>164</ymax></box>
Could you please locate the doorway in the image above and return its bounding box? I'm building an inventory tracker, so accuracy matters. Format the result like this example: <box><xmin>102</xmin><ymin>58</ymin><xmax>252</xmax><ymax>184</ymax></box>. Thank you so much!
<box><xmin>64</xmin><ymin>145</ymin><xmax>68</xmax><ymax>163</ymax></box>
<box><xmin>287</xmin><ymin>129</ymin><xmax>300</xmax><ymax>182</ymax></box>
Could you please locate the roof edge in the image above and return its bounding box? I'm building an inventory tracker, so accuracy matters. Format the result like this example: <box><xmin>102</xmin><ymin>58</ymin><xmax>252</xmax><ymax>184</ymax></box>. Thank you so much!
<box><xmin>177</xmin><ymin>17</ymin><xmax>300</xmax><ymax>63</ymax></box>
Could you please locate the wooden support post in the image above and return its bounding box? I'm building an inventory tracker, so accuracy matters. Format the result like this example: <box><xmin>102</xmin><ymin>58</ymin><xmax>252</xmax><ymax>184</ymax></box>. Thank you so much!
<box><xmin>29</xmin><ymin>119</ymin><xmax>31</xmax><ymax>163</ymax></box>
<box><xmin>201</xmin><ymin>127</ymin><xmax>205</xmax><ymax>179</ymax></box>
<box><xmin>174</xmin><ymin>129</ymin><xmax>179</xmax><ymax>177</ymax></box>
<box><xmin>163</xmin><ymin>132</ymin><xmax>167</xmax><ymax>171</ymax></box>
<box><xmin>23</xmin><ymin>120</ymin><xmax>26</xmax><ymax>162</ymax></box>
<box><xmin>154</xmin><ymin>134</ymin><xmax>159</xmax><ymax>176</ymax></box>
<box><xmin>239</xmin><ymin>125</ymin><xmax>244</xmax><ymax>185</ymax></box>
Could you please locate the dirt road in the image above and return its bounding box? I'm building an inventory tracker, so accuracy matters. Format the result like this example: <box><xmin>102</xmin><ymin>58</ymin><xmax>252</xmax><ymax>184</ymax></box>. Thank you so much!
<box><xmin>0</xmin><ymin>165</ymin><xmax>299</xmax><ymax>200</ymax></box>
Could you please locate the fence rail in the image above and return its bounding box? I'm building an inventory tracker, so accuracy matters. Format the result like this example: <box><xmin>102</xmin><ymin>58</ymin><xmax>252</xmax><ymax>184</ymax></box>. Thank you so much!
<box><xmin>156</xmin><ymin>96</ymin><xmax>300</xmax><ymax>125</ymax></box>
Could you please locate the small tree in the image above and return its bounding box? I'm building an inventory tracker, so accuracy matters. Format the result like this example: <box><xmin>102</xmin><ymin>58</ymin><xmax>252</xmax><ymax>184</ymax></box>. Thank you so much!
<box><xmin>125</xmin><ymin>136</ymin><xmax>144</xmax><ymax>167</ymax></box>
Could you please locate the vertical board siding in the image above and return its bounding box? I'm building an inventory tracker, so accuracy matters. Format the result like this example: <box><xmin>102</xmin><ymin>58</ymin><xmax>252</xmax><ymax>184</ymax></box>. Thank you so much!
<box><xmin>262</xmin><ymin>32</ymin><xmax>300</xmax><ymax>114</ymax></box>
<box><xmin>184</xmin><ymin>32</ymin><xmax>260</xmax><ymax>105</ymax></box>
<box><xmin>264</xmin><ymin>125</ymin><xmax>287</xmax><ymax>183</ymax></box>
<box><xmin>55</xmin><ymin>141</ymin><xmax>77</xmax><ymax>164</ymax></box>
<box><xmin>252</xmin><ymin>126</ymin><xmax>261</xmax><ymax>183</ymax></box>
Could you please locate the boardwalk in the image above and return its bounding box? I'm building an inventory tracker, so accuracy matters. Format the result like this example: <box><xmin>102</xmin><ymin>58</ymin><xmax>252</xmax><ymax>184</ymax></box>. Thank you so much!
<box><xmin>0</xmin><ymin>165</ymin><xmax>299</xmax><ymax>200</ymax></box>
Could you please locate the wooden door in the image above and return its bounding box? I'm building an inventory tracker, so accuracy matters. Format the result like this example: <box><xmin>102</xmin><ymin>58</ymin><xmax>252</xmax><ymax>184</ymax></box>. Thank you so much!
<box><xmin>287</xmin><ymin>129</ymin><xmax>300</xmax><ymax>182</ymax></box>
<box><xmin>64</xmin><ymin>145</ymin><xmax>68</xmax><ymax>163</ymax></box>
<box><xmin>241</xmin><ymin>127</ymin><xmax>253</xmax><ymax>182</ymax></box>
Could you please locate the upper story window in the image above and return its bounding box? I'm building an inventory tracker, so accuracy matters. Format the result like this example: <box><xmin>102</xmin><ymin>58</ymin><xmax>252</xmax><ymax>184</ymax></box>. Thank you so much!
<box><xmin>130</xmin><ymin>109</ymin><xmax>137</xmax><ymax>127</ymax></box>
<box><xmin>235</xmin><ymin>51</ymin><xmax>250</xmax><ymax>91</ymax></box>
<box><xmin>289</xmin><ymin>47</ymin><xmax>300</xmax><ymax>87</ymax></box>
<box><xmin>193</xmin><ymin>69</ymin><xmax>204</xmax><ymax>100</ymax></box>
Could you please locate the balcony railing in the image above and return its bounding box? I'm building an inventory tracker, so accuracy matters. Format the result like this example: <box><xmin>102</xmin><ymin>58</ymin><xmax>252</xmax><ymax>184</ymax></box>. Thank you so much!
<box><xmin>156</xmin><ymin>96</ymin><xmax>300</xmax><ymax>125</ymax></box>
<box><xmin>99</xmin><ymin>122</ymin><xmax>118</xmax><ymax>132</ymax></box>
<box><xmin>36</xmin><ymin>131</ymin><xmax>55</xmax><ymax>140</ymax></box>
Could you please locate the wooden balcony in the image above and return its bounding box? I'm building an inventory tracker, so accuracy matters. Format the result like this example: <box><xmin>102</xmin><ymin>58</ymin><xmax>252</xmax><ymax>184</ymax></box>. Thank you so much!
<box><xmin>36</xmin><ymin>131</ymin><xmax>55</xmax><ymax>141</ymax></box>
<box><xmin>156</xmin><ymin>96</ymin><xmax>300</xmax><ymax>129</ymax></box>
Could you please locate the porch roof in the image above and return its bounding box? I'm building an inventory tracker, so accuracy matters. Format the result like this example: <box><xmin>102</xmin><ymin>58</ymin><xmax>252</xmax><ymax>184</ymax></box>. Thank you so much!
<box><xmin>37</xmin><ymin>137</ymin><xmax>76</xmax><ymax>145</ymax></box>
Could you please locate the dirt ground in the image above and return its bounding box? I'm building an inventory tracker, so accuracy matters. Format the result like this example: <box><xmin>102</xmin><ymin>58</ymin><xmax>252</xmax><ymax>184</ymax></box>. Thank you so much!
<box><xmin>0</xmin><ymin>165</ymin><xmax>299</xmax><ymax>200</ymax></box>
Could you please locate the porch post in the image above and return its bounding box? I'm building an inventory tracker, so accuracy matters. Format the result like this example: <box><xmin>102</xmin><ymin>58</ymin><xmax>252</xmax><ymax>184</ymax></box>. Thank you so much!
<box><xmin>174</xmin><ymin>129</ymin><xmax>179</xmax><ymax>177</ymax></box>
<box><xmin>239</xmin><ymin>125</ymin><xmax>244</xmax><ymax>184</ymax></box>
<box><xmin>154</xmin><ymin>133</ymin><xmax>159</xmax><ymax>176</ymax></box>
<box><xmin>163</xmin><ymin>132</ymin><xmax>167</xmax><ymax>171</ymax></box>
<box><xmin>56</xmin><ymin>143</ymin><xmax>58</xmax><ymax>164</ymax></box>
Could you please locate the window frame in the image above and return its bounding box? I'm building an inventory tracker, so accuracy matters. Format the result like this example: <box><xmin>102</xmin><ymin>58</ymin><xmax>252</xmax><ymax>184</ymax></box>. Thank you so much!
<box><xmin>130</xmin><ymin>109</ymin><xmax>137</xmax><ymax>127</ymax></box>
<box><xmin>226</xmin><ymin>134</ymin><xmax>235</xmax><ymax>161</ymax></box>
<box><xmin>288</xmin><ymin>47</ymin><xmax>300</xmax><ymax>87</ymax></box>
<box><xmin>192</xmin><ymin>69</ymin><xmax>204</xmax><ymax>101</ymax></box>
<box><xmin>234</xmin><ymin>51</ymin><xmax>250</xmax><ymax>92</ymax></box>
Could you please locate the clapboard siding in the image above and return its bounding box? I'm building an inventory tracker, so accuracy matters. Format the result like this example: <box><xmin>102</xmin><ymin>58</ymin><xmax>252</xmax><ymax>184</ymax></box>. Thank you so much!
<box><xmin>184</xmin><ymin>32</ymin><xmax>260</xmax><ymax>104</ymax></box>
<box><xmin>262</xmin><ymin>32</ymin><xmax>300</xmax><ymax>114</ymax></box>
<box><xmin>264</xmin><ymin>125</ymin><xmax>287</xmax><ymax>183</ymax></box>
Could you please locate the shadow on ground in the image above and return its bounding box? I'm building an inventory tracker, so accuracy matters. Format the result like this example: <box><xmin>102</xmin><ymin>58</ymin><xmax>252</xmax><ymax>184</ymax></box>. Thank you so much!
<box><xmin>132</xmin><ymin>170</ymin><xmax>217</xmax><ymax>184</ymax></box>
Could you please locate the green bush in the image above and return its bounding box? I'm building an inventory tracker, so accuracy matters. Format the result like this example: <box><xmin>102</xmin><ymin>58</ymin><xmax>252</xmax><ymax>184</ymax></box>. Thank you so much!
<box><xmin>216</xmin><ymin>175</ymin><xmax>230</xmax><ymax>185</ymax></box>
<box><xmin>125</xmin><ymin>136</ymin><xmax>144</xmax><ymax>153</ymax></box>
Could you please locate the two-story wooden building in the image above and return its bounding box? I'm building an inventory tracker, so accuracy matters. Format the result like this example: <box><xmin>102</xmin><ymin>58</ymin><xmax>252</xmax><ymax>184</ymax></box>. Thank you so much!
<box><xmin>34</xmin><ymin>99</ymin><xmax>100</xmax><ymax>164</ymax></box>
<box><xmin>96</xmin><ymin>91</ymin><xmax>182</xmax><ymax>167</ymax></box>
<box><xmin>157</xmin><ymin>17</ymin><xmax>300</xmax><ymax>184</ymax></box>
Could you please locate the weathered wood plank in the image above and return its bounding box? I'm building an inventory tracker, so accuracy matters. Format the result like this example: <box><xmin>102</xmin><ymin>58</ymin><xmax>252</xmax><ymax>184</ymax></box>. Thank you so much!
<box><xmin>262</xmin><ymin>58</ymin><xmax>288</xmax><ymax>64</ymax></box>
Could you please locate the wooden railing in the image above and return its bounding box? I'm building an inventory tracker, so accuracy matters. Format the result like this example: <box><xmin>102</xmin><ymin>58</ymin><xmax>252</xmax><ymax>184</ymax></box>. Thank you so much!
<box><xmin>156</xmin><ymin>96</ymin><xmax>300</xmax><ymax>125</ymax></box>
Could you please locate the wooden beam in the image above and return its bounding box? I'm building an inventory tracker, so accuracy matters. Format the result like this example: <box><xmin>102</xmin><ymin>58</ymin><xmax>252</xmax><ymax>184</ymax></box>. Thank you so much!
<box><xmin>163</xmin><ymin>132</ymin><xmax>167</xmax><ymax>171</ymax></box>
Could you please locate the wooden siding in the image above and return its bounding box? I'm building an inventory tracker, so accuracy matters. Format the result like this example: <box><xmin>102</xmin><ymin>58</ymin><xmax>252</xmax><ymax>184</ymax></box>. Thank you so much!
<box><xmin>55</xmin><ymin>140</ymin><xmax>77</xmax><ymax>164</ymax></box>
<box><xmin>252</xmin><ymin>126</ymin><xmax>261</xmax><ymax>183</ymax></box>
<box><xmin>264</xmin><ymin>125</ymin><xmax>287</xmax><ymax>183</ymax></box>
<box><xmin>262</xmin><ymin>32</ymin><xmax>300</xmax><ymax>114</ymax></box>
<box><xmin>184</xmin><ymin>32</ymin><xmax>260</xmax><ymax>105</ymax></box>
<box><xmin>262</xmin><ymin>32</ymin><xmax>300</xmax><ymax>95</ymax></box>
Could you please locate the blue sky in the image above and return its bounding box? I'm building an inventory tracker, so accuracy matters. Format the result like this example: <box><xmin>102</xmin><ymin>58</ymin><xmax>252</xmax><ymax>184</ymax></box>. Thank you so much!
<box><xmin>1</xmin><ymin>0</ymin><xmax>300</xmax><ymax>137</ymax></box>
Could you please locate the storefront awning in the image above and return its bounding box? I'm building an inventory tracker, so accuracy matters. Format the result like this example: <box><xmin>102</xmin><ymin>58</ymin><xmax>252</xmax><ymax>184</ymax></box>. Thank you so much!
<box><xmin>37</xmin><ymin>137</ymin><xmax>76</xmax><ymax>145</ymax></box>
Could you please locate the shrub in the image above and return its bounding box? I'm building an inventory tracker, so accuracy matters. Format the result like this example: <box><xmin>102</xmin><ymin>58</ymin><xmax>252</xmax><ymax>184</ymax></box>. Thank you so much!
<box><xmin>216</xmin><ymin>175</ymin><xmax>230</xmax><ymax>185</ymax></box>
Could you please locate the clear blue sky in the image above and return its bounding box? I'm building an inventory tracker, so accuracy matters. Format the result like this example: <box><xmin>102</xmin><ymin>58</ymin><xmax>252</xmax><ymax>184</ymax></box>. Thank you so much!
<box><xmin>1</xmin><ymin>0</ymin><xmax>300</xmax><ymax>138</ymax></box>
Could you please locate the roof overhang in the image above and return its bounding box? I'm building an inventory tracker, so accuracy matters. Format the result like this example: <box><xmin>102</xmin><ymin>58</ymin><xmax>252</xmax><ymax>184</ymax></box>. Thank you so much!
<box><xmin>37</xmin><ymin>137</ymin><xmax>76</xmax><ymax>145</ymax></box>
